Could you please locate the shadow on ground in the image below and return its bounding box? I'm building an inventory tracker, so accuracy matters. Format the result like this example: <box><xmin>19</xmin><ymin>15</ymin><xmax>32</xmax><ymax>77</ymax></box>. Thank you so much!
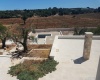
<box><xmin>74</xmin><ymin>57</ymin><xmax>87</xmax><ymax>64</ymax></box>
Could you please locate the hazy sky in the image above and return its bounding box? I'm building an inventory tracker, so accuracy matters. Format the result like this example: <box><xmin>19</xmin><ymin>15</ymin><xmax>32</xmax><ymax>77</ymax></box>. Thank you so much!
<box><xmin>0</xmin><ymin>0</ymin><xmax>100</xmax><ymax>10</ymax></box>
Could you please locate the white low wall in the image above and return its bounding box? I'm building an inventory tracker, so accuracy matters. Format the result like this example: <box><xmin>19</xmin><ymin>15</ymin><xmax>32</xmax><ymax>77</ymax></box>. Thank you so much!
<box><xmin>35</xmin><ymin>27</ymin><xmax>97</xmax><ymax>32</ymax></box>
<box><xmin>58</xmin><ymin>35</ymin><xmax>100</xmax><ymax>40</ymax></box>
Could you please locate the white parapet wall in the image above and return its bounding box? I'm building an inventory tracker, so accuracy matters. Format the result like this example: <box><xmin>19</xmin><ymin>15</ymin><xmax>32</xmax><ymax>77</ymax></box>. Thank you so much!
<box><xmin>58</xmin><ymin>35</ymin><xmax>100</xmax><ymax>40</ymax></box>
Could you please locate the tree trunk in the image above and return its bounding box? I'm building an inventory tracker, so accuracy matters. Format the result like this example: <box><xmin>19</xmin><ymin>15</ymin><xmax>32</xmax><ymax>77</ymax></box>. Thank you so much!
<box><xmin>17</xmin><ymin>28</ymin><xmax>28</xmax><ymax>53</ymax></box>
<box><xmin>24</xmin><ymin>20</ymin><xmax>26</xmax><ymax>24</ymax></box>
<box><xmin>2</xmin><ymin>38</ymin><xmax>6</xmax><ymax>49</ymax></box>
<box><xmin>23</xmin><ymin>30</ymin><xmax>28</xmax><ymax>52</ymax></box>
<box><xmin>23</xmin><ymin>43</ymin><xmax>28</xmax><ymax>52</ymax></box>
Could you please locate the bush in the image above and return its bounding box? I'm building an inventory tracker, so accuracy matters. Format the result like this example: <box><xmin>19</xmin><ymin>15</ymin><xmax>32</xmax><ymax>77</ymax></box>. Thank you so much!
<box><xmin>39</xmin><ymin>58</ymin><xmax>58</xmax><ymax>74</ymax></box>
<box><xmin>74</xmin><ymin>26</ymin><xmax>100</xmax><ymax>35</ymax></box>
<box><xmin>94</xmin><ymin>27</ymin><xmax>100</xmax><ymax>35</ymax></box>
<box><xmin>17</xmin><ymin>71</ymin><xmax>34</xmax><ymax>80</ymax></box>
<box><xmin>8</xmin><ymin>58</ymin><xmax>58</xmax><ymax>80</ymax></box>
<box><xmin>8</xmin><ymin>64</ymin><xmax>25</xmax><ymax>76</ymax></box>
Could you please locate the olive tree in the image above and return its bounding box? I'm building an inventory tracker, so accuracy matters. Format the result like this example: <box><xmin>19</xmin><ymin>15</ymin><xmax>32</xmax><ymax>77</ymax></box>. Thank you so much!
<box><xmin>21</xmin><ymin>15</ymin><xmax>28</xmax><ymax>24</ymax></box>
<box><xmin>12</xmin><ymin>24</ymin><xmax>35</xmax><ymax>53</ymax></box>
<box><xmin>74</xmin><ymin>27</ymin><xmax>88</xmax><ymax>35</ymax></box>
<box><xmin>0</xmin><ymin>24</ymin><xmax>10</xmax><ymax>48</ymax></box>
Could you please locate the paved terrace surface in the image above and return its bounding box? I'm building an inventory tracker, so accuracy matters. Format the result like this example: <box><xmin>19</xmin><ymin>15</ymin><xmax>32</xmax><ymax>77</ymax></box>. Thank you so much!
<box><xmin>0</xmin><ymin>56</ymin><xmax>18</xmax><ymax>80</ymax></box>
<box><xmin>0</xmin><ymin>47</ymin><xmax>18</xmax><ymax>80</ymax></box>
<box><xmin>39</xmin><ymin>35</ymin><xmax>100</xmax><ymax>80</ymax></box>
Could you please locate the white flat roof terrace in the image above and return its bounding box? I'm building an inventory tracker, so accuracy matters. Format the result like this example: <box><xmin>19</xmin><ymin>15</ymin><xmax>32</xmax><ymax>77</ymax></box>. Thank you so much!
<box><xmin>39</xmin><ymin>35</ymin><xmax>100</xmax><ymax>80</ymax></box>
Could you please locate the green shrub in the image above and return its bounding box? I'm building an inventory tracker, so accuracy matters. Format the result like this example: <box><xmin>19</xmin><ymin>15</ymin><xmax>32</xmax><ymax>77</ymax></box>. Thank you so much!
<box><xmin>39</xmin><ymin>58</ymin><xmax>58</xmax><ymax>74</ymax></box>
<box><xmin>8</xmin><ymin>58</ymin><xmax>58</xmax><ymax>80</ymax></box>
<box><xmin>74</xmin><ymin>26</ymin><xmax>100</xmax><ymax>35</ymax></box>
<box><xmin>17</xmin><ymin>71</ymin><xmax>34</xmax><ymax>80</ymax></box>
<box><xmin>8</xmin><ymin>64</ymin><xmax>23</xmax><ymax>76</ymax></box>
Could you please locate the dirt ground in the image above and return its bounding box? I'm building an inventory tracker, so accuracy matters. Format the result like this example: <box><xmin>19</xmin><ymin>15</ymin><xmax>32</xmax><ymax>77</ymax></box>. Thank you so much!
<box><xmin>0</xmin><ymin>13</ymin><xmax>100</xmax><ymax>29</ymax></box>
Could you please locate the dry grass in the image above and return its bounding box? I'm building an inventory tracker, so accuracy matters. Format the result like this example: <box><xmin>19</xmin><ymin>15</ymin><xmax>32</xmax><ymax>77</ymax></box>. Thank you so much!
<box><xmin>0</xmin><ymin>13</ymin><xmax>100</xmax><ymax>29</ymax></box>
<box><xmin>25</xmin><ymin>44</ymin><xmax>52</xmax><ymax>58</ymax></box>
<box><xmin>26</xmin><ymin>49</ymin><xmax>51</xmax><ymax>58</ymax></box>
<box><xmin>22</xmin><ymin>60</ymin><xmax>43</xmax><ymax>71</ymax></box>
<box><xmin>77</xmin><ymin>13</ymin><xmax>100</xmax><ymax>19</ymax></box>
<box><xmin>24</xmin><ymin>59</ymin><xmax>43</xmax><ymax>64</ymax></box>
<box><xmin>0</xmin><ymin>18</ymin><xmax>23</xmax><ymax>24</ymax></box>
<box><xmin>0</xmin><ymin>52</ymin><xmax>3</xmax><ymax>55</ymax></box>
<box><xmin>28</xmin><ymin>44</ymin><xmax>52</xmax><ymax>50</ymax></box>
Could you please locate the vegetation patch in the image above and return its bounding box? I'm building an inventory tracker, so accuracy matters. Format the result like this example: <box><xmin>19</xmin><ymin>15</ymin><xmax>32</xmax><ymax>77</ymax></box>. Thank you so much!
<box><xmin>0</xmin><ymin>52</ymin><xmax>3</xmax><ymax>55</ymax></box>
<box><xmin>25</xmin><ymin>49</ymin><xmax>51</xmax><ymax>58</ymax></box>
<box><xmin>1</xmin><ymin>13</ymin><xmax>100</xmax><ymax>28</ymax></box>
<box><xmin>8</xmin><ymin>58</ymin><xmax>58</xmax><ymax>80</ymax></box>
<box><xmin>28</xmin><ymin>44</ymin><xmax>52</xmax><ymax>50</ymax></box>
<box><xmin>74</xmin><ymin>26</ymin><xmax>100</xmax><ymax>35</ymax></box>
<box><xmin>23</xmin><ymin>44</ymin><xmax>52</xmax><ymax>58</ymax></box>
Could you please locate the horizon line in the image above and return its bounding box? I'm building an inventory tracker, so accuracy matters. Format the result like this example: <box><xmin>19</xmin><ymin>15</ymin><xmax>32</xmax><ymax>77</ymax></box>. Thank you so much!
<box><xmin>0</xmin><ymin>6</ymin><xmax>99</xmax><ymax>11</ymax></box>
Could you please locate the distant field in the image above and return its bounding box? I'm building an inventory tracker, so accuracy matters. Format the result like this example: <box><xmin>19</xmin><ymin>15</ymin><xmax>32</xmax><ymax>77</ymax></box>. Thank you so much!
<box><xmin>0</xmin><ymin>13</ymin><xmax>100</xmax><ymax>29</ymax></box>
<box><xmin>77</xmin><ymin>13</ymin><xmax>100</xmax><ymax>19</ymax></box>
